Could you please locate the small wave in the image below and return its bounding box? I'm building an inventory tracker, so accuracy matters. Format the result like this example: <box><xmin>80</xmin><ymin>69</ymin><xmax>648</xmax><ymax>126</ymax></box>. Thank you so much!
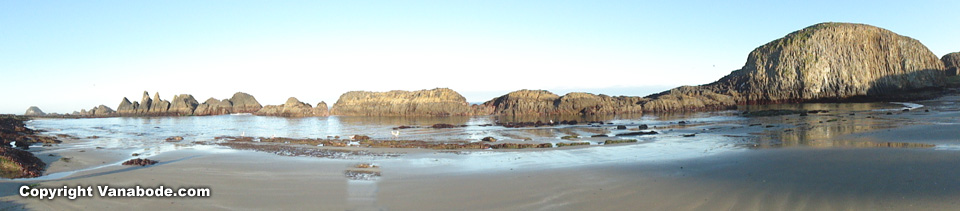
<box><xmin>891</xmin><ymin>102</ymin><xmax>924</xmax><ymax>110</ymax></box>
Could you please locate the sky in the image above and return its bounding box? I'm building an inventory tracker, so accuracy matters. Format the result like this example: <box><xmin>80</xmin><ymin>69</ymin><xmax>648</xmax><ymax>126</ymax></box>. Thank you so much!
<box><xmin>1</xmin><ymin>1</ymin><xmax>958</xmax><ymax>114</ymax></box>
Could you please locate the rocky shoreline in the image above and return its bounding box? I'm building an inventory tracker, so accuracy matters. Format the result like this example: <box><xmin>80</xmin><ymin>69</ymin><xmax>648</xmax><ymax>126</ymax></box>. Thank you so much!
<box><xmin>22</xmin><ymin>22</ymin><xmax>960</xmax><ymax>118</ymax></box>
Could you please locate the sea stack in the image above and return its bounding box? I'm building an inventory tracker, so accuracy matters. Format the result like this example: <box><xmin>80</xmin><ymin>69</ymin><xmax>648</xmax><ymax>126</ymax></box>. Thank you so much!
<box><xmin>229</xmin><ymin>92</ymin><xmax>263</xmax><ymax>113</ymax></box>
<box><xmin>645</xmin><ymin>22</ymin><xmax>946</xmax><ymax>111</ymax></box>
<box><xmin>330</xmin><ymin>88</ymin><xmax>474</xmax><ymax>116</ymax></box>
<box><xmin>480</xmin><ymin>90</ymin><xmax>645</xmax><ymax>116</ymax></box>
<box><xmin>24</xmin><ymin>106</ymin><xmax>45</xmax><ymax>116</ymax></box>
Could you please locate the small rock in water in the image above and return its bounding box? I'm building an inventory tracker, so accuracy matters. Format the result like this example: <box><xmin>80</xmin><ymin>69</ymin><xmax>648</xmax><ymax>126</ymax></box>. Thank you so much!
<box><xmin>165</xmin><ymin>136</ymin><xmax>184</xmax><ymax>142</ymax></box>
<box><xmin>481</xmin><ymin>137</ymin><xmax>497</xmax><ymax>142</ymax></box>
<box><xmin>638</xmin><ymin>124</ymin><xmax>649</xmax><ymax>129</ymax></box>
<box><xmin>122</xmin><ymin>158</ymin><xmax>158</xmax><ymax>166</ymax></box>
<box><xmin>616</xmin><ymin>125</ymin><xmax>627</xmax><ymax>130</ymax></box>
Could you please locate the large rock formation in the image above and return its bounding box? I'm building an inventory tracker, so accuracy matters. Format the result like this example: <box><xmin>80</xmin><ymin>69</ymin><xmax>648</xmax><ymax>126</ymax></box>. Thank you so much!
<box><xmin>480</xmin><ymin>90</ymin><xmax>645</xmax><ymax>116</ymax></box>
<box><xmin>136</xmin><ymin>91</ymin><xmax>152</xmax><ymax>114</ymax></box>
<box><xmin>314</xmin><ymin>101</ymin><xmax>330</xmax><ymax>116</ymax></box>
<box><xmin>169</xmin><ymin>94</ymin><xmax>199</xmax><ymax>116</ymax></box>
<box><xmin>77</xmin><ymin>105</ymin><xmax>116</xmax><ymax>117</ymax></box>
<box><xmin>229</xmin><ymin>92</ymin><xmax>262</xmax><ymax>113</ymax></box>
<box><xmin>23</xmin><ymin>106</ymin><xmax>45</xmax><ymax>116</ymax></box>
<box><xmin>943</xmin><ymin>52</ymin><xmax>960</xmax><ymax>76</ymax></box>
<box><xmin>645</xmin><ymin>22</ymin><xmax>947</xmax><ymax>111</ymax></box>
<box><xmin>117</xmin><ymin>98</ymin><xmax>137</xmax><ymax>115</ymax></box>
<box><xmin>149</xmin><ymin>92</ymin><xmax>171</xmax><ymax>113</ymax></box>
<box><xmin>331</xmin><ymin>88</ymin><xmax>474</xmax><ymax>116</ymax></box>
<box><xmin>255</xmin><ymin>97</ymin><xmax>327</xmax><ymax>117</ymax></box>
<box><xmin>194</xmin><ymin>98</ymin><xmax>234</xmax><ymax>116</ymax></box>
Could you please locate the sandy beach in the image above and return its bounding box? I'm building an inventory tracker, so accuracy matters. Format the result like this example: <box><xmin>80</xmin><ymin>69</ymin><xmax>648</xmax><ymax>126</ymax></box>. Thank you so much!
<box><xmin>1</xmin><ymin>96</ymin><xmax>958</xmax><ymax>210</ymax></box>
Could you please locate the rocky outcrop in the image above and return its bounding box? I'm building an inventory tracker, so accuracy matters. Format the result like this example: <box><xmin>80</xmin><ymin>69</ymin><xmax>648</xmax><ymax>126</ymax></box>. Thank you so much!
<box><xmin>314</xmin><ymin>101</ymin><xmax>330</xmax><ymax>116</ymax></box>
<box><xmin>229</xmin><ymin>92</ymin><xmax>262</xmax><ymax>113</ymax></box>
<box><xmin>645</xmin><ymin>22</ymin><xmax>947</xmax><ymax>111</ymax></box>
<box><xmin>479</xmin><ymin>90</ymin><xmax>645</xmax><ymax>116</ymax></box>
<box><xmin>117</xmin><ymin>98</ymin><xmax>136</xmax><ymax>115</ymax></box>
<box><xmin>481</xmin><ymin>90</ymin><xmax>559</xmax><ymax>116</ymax></box>
<box><xmin>194</xmin><ymin>98</ymin><xmax>234</xmax><ymax>116</ymax></box>
<box><xmin>77</xmin><ymin>105</ymin><xmax>116</xmax><ymax>117</ymax></box>
<box><xmin>943</xmin><ymin>52</ymin><xmax>960</xmax><ymax>76</ymax></box>
<box><xmin>149</xmin><ymin>92</ymin><xmax>171</xmax><ymax>113</ymax></box>
<box><xmin>331</xmin><ymin>88</ymin><xmax>474</xmax><ymax>116</ymax></box>
<box><xmin>255</xmin><ymin>97</ymin><xmax>327</xmax><ymax>117</ymax></box>
<box><xmin>169</xmin><ymin>94</ymin><xmax>199</xmax><ymax>116</ymax></box>
<box><xmin>136</xmin><ymin>91</ymin><xmax>152</xmax><ymax>114</ymax></box>
<box><xmin>24</xmin><ymin>106</ymin><xmax>45</xmax><ymax>116</ymax></box>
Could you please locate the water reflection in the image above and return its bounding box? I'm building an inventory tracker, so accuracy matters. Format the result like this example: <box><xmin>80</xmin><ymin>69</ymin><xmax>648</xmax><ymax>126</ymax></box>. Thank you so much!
<box><xmin>743</xmin><ymin>102</ymin><xmax>933</xmax><ymax>149</ymax></box>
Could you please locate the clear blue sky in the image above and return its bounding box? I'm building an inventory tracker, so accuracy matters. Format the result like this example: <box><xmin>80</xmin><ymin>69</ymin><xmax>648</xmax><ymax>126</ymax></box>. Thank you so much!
<box><xmin>1</xmin><ymin>1</ymin><xmax>957</xmax><ymax>114</ymax></box>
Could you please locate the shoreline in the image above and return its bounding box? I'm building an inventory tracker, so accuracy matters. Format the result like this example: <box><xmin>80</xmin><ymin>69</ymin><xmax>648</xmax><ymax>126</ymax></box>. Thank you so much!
<box><xmin>0</xmin><ymin>96</ymin><xmax>958</xmax><ymax>210</ymax></box>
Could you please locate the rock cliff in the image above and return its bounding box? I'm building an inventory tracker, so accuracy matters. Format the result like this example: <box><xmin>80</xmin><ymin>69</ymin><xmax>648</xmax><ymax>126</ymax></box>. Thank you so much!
<box><xmin>645</xmin><ymin>22</ymin><xmax>947</xmax><ymax>111</ymax></box>
<box><xmin>330</xmin><ymin>88</ymin><xmax>474</xmax><ymax>116</ymax></box>
<box><xmin>943</xmin><ymin>52</ymin><xmax>960</xmax><ymax>76</ymax></box>
<box><xmin>23</xmin><ymin>106</ymin><xmax>45</xmax><ymax>116</ymax></box>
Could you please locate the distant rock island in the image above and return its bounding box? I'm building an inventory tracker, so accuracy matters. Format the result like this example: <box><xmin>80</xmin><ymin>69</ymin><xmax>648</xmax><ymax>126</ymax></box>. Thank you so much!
<box><xmin>28</xmin><ymin>22</ymin><xmax>958</xmax><ymax>117</ymax></box>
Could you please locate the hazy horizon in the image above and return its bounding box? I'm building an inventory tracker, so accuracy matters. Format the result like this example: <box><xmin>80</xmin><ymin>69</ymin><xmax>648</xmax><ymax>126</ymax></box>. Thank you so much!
<box><xmin>3</xmin><ymin>1</ymin><xmax>958</xmax><ymax>114</ymax></box>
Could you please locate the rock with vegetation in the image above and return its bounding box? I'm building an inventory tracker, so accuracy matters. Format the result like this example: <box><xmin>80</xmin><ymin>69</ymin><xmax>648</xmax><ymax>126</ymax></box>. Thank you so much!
<box><xmin>331</xmin><ymin>88</ymin><xmax>474</xmax><ymax>116</ymax></box>
<box><xmin>0</xmin><ymin>147</ymin><xmax>45</xmax><ymax>178</ymax></box>
<box><xmin>24</xmin><ymin>106</ymin><xmax>45</xmax><ymax>116</ymax></box>
<box><xmin>943</xmin><ymin>52</ymin><xmax>960</xmax><ymax>76</ymax></box>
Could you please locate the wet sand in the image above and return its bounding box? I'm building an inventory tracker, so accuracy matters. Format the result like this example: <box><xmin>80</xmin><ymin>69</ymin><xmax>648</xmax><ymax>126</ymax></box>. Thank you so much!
<box><xmin>2</xmin><ymin>98</ymin><xmax>959</xmax><ymax>210</ymax></box>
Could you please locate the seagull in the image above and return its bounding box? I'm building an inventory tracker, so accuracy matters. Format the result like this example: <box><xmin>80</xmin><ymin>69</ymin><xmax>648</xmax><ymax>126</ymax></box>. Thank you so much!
<box><xmin>391</xmin><ymin>130</ymin><xmax>400</xmax><ymax>138</ymax></box>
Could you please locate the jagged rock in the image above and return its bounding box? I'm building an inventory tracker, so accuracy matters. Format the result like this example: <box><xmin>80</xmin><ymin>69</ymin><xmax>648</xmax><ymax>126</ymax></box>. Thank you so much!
<box><xmin>117</xmin><ymin>97</ymin><xmax>136</xmax><ymax>115</ymax></box>
<box><xmin>229</xmin><ymin>92</ymin><xmax>262</xmax><ymax>113</ymax></box>
<box><xmin>169</xmin><ymin>94</ymin><xmax>199</xmax><ymax>116</ymax></box>
<box><xmin>331</xmin><ymin>88</ymin><xmax>473</xmax><ymax>116</ymax></box>
<box><xmin>136</xmin><ymin>91</ymin><xmax>152</xmax><ymax>114</ymax></box>
<box><xmin>194</xmin><ymin>98</ymin><xmax>234</xmax><ymax>116</ymax></box>
<box><xmin>149</xmin><ymin>92</ymin><xmax>171</xmax><ymax>113</ymax></box>
<box><xmin>80</xmin><ymin>105</ymin><xmax>116</xmax><ymax>117</ymax></box>
<box><xmin>645</xmin><ymin>22</ymin><xmax>946</xmax><ymax>112</ymax></box>
<box><xmin>255</xmin><ymin>97</ymin><xmax>324</xmax><ymax>117</ymax></box>
<box><xmin>943</xmin><ymin>52</ymin><xmax>960</xmax><ymax>76</ymax></box>
<box><xmin>24</xmin><ymin>106</ymin><xmax>44</xmax><ymax>116</ymax></box>
<box><xmin>480</xmin><ymin>90</ymin><xmax>645</xmax><ymax>116</ymax></box>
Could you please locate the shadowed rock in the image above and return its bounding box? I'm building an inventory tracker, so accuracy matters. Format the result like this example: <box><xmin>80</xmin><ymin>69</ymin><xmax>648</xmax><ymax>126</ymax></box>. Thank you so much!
<box><xmin>943</xmin><ymin>52</ymin><xmax>960</xmax><ymax>76</ymax></box>
<box><xmin>149</xmin><ymin>92</ymin><xmax>171</xmax><ymax>113</ymax></box>
<box><xmin>331</xmin><ymin>88</ymin><xmax>474</xmax><ymax>116</ymax></box>
<box><xmin>169</xmin><ymin>94</ymin><xmax>199</xmax><ymax>116</ymax></box>
<box><xmin>24</xmin><ymin>106</ymin><xmax>45</xmax><ymax>116</ymax></box>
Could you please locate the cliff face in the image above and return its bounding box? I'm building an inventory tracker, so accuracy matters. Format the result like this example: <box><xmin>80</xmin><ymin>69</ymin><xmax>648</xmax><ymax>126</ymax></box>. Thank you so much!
<box><xmin>943</xmin><ymin>52</ymin><xmax>960</xmax><ymax>76</ymax></box>
<box><xmin>645</xmin><ymin>22</ymin><xmax>947</xmax><ymax>111</ymax></box>
<box><xmin>717</xmin><ymin>22</ymin><xmax>945</xmax><ymax>104</ymax></box>
<box><xmin>480</xmin><ymin>90</ymin><xmax>645</xmax><ymax>116</ymax></box>
<box><xmin>330</xmin><ymin>88</ymin><xmax>474</xmax><ymax>116</ymax></box>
